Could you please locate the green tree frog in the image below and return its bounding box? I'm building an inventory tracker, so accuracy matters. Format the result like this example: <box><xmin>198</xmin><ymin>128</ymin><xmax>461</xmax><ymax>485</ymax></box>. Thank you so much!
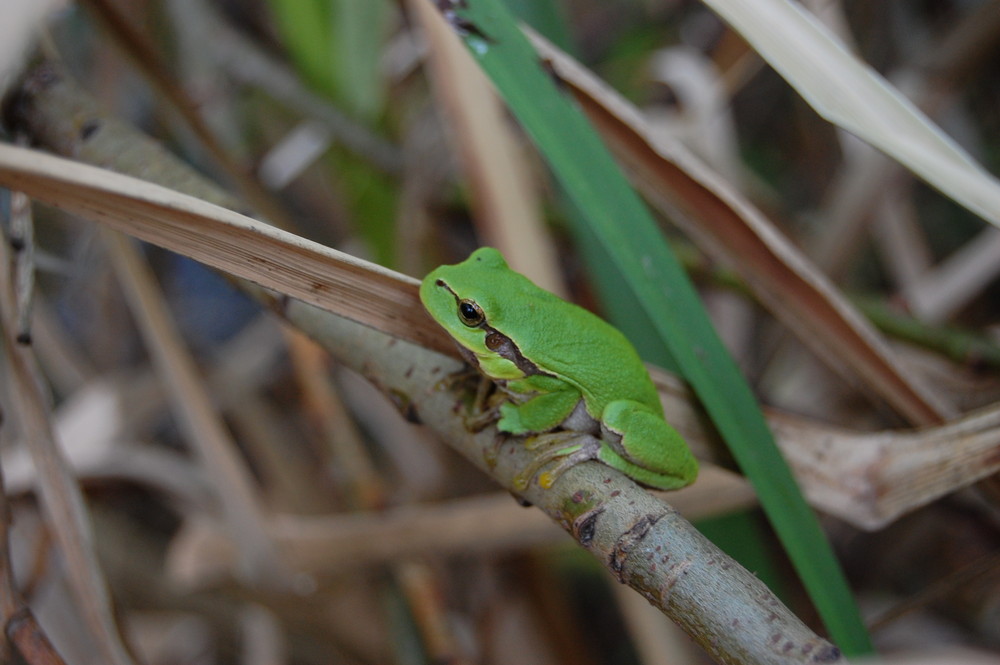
<box><xmin>420</xmin><ymin>247</ymin><xmax>698</xmax><ymax>491</ymax></box>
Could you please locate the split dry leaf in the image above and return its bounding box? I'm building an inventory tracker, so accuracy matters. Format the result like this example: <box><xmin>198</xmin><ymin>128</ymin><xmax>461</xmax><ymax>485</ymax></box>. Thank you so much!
<box><xmin>771</xmin><ymin>401</ymin><xmax>1000</xmax><ymax>530</ymax></box>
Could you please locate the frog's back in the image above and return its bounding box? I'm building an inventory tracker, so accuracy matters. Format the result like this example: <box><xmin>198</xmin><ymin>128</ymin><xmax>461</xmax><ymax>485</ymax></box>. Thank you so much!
<box><xmin>520</xmin><ymin>298</ymin><xmax>663</xmax><ymax>415</ymax></box>
<box><xmin>473</xmin><ymin>271</ymin><xmax>661</xmax><ymax>414</ymax></box>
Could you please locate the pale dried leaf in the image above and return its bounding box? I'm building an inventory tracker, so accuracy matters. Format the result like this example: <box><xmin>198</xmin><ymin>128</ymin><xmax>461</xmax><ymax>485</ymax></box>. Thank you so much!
<box><xmin>702</xmin><ymin>0</ymin><xmax>1000</xmax><ymax>229</ymax></box>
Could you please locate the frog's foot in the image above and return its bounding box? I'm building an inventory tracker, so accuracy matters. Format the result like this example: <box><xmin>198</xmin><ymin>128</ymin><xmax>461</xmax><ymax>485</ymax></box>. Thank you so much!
<box><xmin>465</xmin><ymin>402</ymin><xmax>501</xmax><ymax>432</ymax></box>
<box><xmin>437</xmin><ymin>365</ymin><xmax>481</xmax><ymax>391</ymax></box>
<box><xmin>522</xmin><ymin>430</ymin><xmax>580</xmax><ymax>451</ymax></box>
<box><xmin>446</xmin><ymin>373</ymin><xmax>503</xmax><ymax>432</ymax></box>
<box><xmin>513</xmin><ymin>434</ymin><xmax>601</xmax><ymax>491</ymax></box>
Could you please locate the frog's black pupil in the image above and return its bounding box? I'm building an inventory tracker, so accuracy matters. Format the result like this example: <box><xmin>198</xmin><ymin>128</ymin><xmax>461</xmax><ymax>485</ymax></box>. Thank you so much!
<box><xmin>459</xmin><ymin>301</ymin><xmax>483</xmax><ymax>326</ymax></box>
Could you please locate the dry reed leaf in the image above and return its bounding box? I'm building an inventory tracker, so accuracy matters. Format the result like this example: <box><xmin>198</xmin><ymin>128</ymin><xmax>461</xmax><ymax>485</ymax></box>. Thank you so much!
<box><xmin>410</xmin><ymin>0</ymin><xmax>565</xmax><ymax>295</ymax></box>
<box><xmin>528</xmin><ymin>32</ymin><xmax>954</xmax><ymax>427</ymax></box>
<box><xmin>0</xmin><ymin>143</ymin><xmax>454</xmax><ymax>357</ymax></box>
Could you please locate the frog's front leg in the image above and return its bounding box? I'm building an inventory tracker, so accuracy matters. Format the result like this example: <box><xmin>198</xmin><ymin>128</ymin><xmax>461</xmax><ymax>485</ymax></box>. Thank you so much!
<box><xmin>599</xmin><ymin>400</ymin><xmax>698</xmax><ymax>490</ymax></box>
<box><xmin>463</xmin><ymin>374</ymin><xmax>507</xmax><ymax>432</ymax></box>
<box><xmin>439</xmin><ymin>367</ymin><xmax>503</xmax><ymax>432</ymax></box>
<box><xmin>463</xmin><ymin>373</ymin><xmax>578</xmax><ymax>471</ymax></box>
<box><xmin>496</xmin><ymin>374</ymin><xmax>581</xmax><ymax>434</ymax></box>
<box><xmin>494</xmin><ymin>375</ymin><xmax>589</xmax><ymax>489</ymax></box>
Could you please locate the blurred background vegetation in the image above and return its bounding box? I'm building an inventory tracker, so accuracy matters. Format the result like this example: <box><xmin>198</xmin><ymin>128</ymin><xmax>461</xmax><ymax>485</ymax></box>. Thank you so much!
<box><xmin>1</xmin><ymin>0</ymin><xmax>999</xmax><ymax>664</ymax></box>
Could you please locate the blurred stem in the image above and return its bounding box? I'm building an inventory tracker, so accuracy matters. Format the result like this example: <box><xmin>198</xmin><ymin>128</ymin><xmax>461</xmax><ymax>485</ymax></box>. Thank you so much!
<box><xmin>676</xmin><ymin>243</ymin><xmax>1000</xmax><ymax>370</ymax></box>
<box><xmin>0</xmin><ymin>233</ymin><xmax>135</xmax><ymax>665</ymax></box>
<box><xmin>78</xmin><ymin>0</ymin><xmax>298</xmax><ymax>229</ymax></box>
<box><xmin>855</xmin><ymin>296</ymin><xmax>1000</xmax><ymax>370</ymax></box>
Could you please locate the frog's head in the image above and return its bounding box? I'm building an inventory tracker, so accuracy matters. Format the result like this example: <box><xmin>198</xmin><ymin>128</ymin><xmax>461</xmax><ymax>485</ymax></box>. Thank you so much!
<box><xmin>420</xmin><ymin>247</ymin><xmax>528</xmax><ymax>379</ymax></box>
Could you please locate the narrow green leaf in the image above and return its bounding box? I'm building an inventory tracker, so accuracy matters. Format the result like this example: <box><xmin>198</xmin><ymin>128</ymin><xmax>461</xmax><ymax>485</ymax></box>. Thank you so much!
<box><xmin>448</xmin><ymin>0</ymin><xmax>873</xmax><ymax>654</ymax></box>
<box><xmin>500</xmin><ymin>0</ymin><xmax>575</xmax><ymax>54</ymax></box>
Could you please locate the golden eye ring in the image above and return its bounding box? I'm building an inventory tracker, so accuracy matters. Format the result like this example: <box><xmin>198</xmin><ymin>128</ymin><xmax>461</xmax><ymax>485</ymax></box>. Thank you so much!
<box><xmin>458</xmin><ymin>299</ymin><xmax>485</xmax><ymax>327</ymax></box>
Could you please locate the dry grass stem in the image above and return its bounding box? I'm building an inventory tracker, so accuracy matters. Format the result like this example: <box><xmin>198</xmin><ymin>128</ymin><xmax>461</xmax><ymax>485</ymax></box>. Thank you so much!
<box><xmin>410</xmin><ymin>0</ymin><xmax>564</xmax><ymax>295</ymax></box>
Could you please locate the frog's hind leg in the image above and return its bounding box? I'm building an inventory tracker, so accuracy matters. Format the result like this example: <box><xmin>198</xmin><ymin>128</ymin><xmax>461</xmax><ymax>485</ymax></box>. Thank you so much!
<box><xmin>512</xmin><ymin>433</ymin><xmax>602</xmax><ymax>491</ymax></box>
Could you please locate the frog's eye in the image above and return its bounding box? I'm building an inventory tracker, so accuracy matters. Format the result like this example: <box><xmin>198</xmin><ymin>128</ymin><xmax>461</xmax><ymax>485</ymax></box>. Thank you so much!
<box><xmin>457</xmin><ymin>299</ymin><xmax>485</xmax><ymax>327</ymax></box>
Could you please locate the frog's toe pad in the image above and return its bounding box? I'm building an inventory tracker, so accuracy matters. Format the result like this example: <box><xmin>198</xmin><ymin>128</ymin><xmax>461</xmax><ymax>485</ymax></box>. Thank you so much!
<box><xmin>514</xmin><ymin>436</ymin><xmax>601</xmax><ymax>490</ymax></box>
